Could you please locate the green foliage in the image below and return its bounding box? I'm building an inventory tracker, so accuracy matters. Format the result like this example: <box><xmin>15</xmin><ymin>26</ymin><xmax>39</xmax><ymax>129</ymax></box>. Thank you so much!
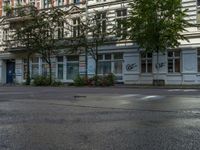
<box><xmin>51</xmin><ymin>80</ymin><xmax>64</xmax><ymax>86</ymax></box>
<box><xmin>128</xmin><ymin>0</ymin><xmax>190</xmax><ymax>53</ymax></box>
<box><xmin>33</xmin><ymin>76</ymin><xmax>51</xmax><ymax>86</ymax></box>
<box><xmin>73</xmin><ymin>75</ymin><xmax>86</xmax><ymax>86</ymax></box>
<box><xmin>33</xmin><ymin>75</ymin><xmax>63</xmax><ymax>86</ymax></box>
<box><xmin>3</xmin><ymin>4</ymin><xmax>12</xmax><ymax>16</ymax></box>
<box><xmin>73</xmin><ymin>74</ymin><xmax>116</xmax><ymax>87</ymax></box>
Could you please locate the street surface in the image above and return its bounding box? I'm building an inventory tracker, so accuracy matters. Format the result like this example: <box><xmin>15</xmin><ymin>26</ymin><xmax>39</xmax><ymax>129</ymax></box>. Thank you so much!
<box><xmin>0</xmin><ymin>86</ymin><xmax>199</xmax><ymax>150</ymax></box>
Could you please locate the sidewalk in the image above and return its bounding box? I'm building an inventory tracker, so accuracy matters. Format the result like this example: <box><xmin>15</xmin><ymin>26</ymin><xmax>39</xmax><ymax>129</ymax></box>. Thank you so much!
<box><xmin>114</xmin><ymin>84</ymin><xmax>200</xmax><ymax>89</ymax></box>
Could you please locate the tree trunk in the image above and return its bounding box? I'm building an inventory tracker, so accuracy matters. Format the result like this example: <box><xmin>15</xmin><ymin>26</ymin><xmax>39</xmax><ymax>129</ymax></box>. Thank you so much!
<box><xmin>26</xmin><ymin>53</ymin><xmax>31</xmax><ymax>85</ymax></box>
<box><xmin>85</xmin><ymin>46</ymin><xmax>88</xmax><ymax>78</ymax></box>
<box><xmin>95</xmin><ymin>58</ymin><xmax>98</xmax><ymax>86</ymax></box>
<box><xmin>48</xmin><ymin>62</ymin><xmax>52</xmax><ymax>85</ymax></box>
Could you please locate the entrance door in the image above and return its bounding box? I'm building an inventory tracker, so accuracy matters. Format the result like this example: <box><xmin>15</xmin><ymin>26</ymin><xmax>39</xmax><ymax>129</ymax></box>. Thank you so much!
<box><xmin>6</xmin><ymin>61</ymin><xmax>15</xmax><ymax>84</ymax></box>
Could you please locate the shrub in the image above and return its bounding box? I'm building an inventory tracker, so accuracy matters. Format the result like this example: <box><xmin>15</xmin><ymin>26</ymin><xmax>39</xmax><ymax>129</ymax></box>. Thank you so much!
<box><xmin>73</xmin><ymin>75</ymin><xmax>85</xmax><ymax>86</ymax></box>
<box><xmin>33</xmin><ymin>76</ymin><xmax>64</xmax><ymax>86</ymax></box>
<box><xmin>73</xmin><ymin>74</ymin><xmax>116</xmax><ymax>87</ymax></box>
<box><xmin>104</xmin><ymin>73</ymin><xmax>116</xmax><ymax>86</ymax></box>
<box><xmin>51</xmin><ymin>80</ymin><xmax>64</xmax><ymax>86</ymax></box>
<box><xmin>33</xmin><ymin>76</ymin><xmax>51</xmax><ymax>86</ymax></box>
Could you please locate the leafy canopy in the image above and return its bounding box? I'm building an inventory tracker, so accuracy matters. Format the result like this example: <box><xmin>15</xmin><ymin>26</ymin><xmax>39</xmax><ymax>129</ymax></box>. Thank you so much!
<box><xmin>128</xmin><ymin>0</ymin><xmax>190</xmax><ymax>53</ymax></box>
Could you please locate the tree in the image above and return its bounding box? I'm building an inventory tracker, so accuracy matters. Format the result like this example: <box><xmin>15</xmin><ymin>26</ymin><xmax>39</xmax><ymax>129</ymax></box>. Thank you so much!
<box><xmin>30</xmin><ymin>8</ymin><xmax>66</xmax><ymax>84</ymax></box>
<box><xmin>71</xmin><ymin>10</ymin><xmax>115</xmax><ymax>79</ymax></box>
<box><xmin>6</xmin><ymin>5</ymin><xmax>39</xmax><ymax>85</ymax></box>
<box><xmin>128</xmin><ymin>0</ymin><xmax>190</xmax><ymax>84</ymax></box>
<box><xmin>10</xmin><ymin>7</ymin><xmax>67</xmax><ymax>84</ymax></box>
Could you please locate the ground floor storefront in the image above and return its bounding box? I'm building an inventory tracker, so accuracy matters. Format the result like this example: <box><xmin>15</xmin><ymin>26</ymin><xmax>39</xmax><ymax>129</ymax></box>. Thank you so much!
<box><xmin>0</xmin><ymin>47</ymin><xmax>200</xmax><ymax>85</ymax></box>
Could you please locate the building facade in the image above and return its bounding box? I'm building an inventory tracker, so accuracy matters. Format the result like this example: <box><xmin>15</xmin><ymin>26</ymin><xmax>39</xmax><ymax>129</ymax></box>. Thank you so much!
<box><xmin>0</xmin><ymin>0</ymin><xmax>199</xmax><ymax>85</ymax></box>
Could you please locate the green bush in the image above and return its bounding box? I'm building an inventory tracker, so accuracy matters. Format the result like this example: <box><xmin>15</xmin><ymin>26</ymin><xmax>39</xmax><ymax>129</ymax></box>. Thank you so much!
<box><xmin>73</xmin><ymin>74</ymin><xmax>116</xmax><ymax>87</ymax></box>
<box><xmin>33</xmin><ymin>76</ymin><xmax>64</xmax><ymax>86</ymax></box>
<box><xmin>51</xmin><ymin>80</ymin><xmax>64</xmax><ymax>86</ymax></box>
<box><xmin>73</xmin><ymin>75</ymin><xmax>85</xmax><ymax>86</ymax></box>
<box><xmin>33</xmin><ymin>76</ymin><xmax>51</xmax><ymax>86</ymax></box>
<box><xmin>104</xmin><ymin>73</ymin><xmax>116</xmax><ymax>86</ymax></box>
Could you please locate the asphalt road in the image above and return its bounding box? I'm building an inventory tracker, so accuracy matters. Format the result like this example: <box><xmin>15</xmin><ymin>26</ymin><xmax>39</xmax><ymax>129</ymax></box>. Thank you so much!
<box><xmin>0</xmin><ymin>86</ymin><xmax>200</xmax><ymax>150</ymax></box>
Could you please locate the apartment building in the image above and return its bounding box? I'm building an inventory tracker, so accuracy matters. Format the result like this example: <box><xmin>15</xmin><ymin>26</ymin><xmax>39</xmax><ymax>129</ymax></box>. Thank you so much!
<box><xmin>0</xmin><ymin>0</ymin><xmax>199</xmax><ymax>85</ymax></box>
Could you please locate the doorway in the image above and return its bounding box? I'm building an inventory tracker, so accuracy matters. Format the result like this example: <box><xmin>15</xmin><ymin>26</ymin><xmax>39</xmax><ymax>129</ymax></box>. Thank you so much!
<box><xmin>6</xmin><ymin>60</ymin><xmax>15</xmax><ymax>84</ymax></box>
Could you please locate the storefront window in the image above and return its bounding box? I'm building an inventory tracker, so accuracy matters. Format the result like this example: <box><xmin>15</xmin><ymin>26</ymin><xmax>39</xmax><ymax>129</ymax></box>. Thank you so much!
<box><xmin>57</xmin><ymin>56</ymin><xmax>63</xmax><ymax>79</ymax></box>
<box><xmin>113</xmin><ymin>53</ymin><xmax>123</xmax><ymax>75</ymax></box>
<box><xmin>98</xmin><ymin>61</ymin><xmax>111</xmax><ymax>74</ymax></box>
<box><xmin>23</xmin><ymin>59</ymin><xmax>28</xmax><ymax>80</ymax></box>
<box><xmin>66</xmin><ymin>56</ymin><xmax>79</xmax><ymax>80</ymax></box>
<box><xmin>97</xmin><ymin>53</ymin><xmax>123</xmax><ymax>80</ymax></box>
<box><xmin>198</xmin><ymin>49</ymin><xmax>200</xmax><ymax>72</ymax></box>
<box><xmin>42</xmin><ymin>58</ymin><xmax>49</xmax><ymax>76</ymax></box>
<box><xmin>31</xmin><ymin>57</ymin><xmax>39</xmax><ymax>78</ymax></box>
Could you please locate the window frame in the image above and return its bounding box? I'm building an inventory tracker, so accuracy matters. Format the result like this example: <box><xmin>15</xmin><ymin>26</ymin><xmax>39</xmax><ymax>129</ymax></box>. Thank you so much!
<box><xmin>141</xmin><ymin>52</ymin><xmax>153</xmax><ymax>73</ymax></box>
<box><xmin>115</xmin><ymin>9</ymin><xmax>128</xmax><ymax>39</ymax></box>
<box><xmin>167</xmin><ymin>50</ymin><xmax>181</xmax><ymax>73</ymax></box>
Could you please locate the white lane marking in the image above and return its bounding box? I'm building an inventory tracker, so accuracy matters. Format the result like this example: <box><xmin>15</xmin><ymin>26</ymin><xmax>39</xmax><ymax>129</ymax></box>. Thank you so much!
<box><xmin>141</xmin><ymin>95</ymin><xmax>164</xmax><ymax>100</ymax></box>
<box><xmin>183</xmin><ymin>89</ymin><xmax>198</xmax><ymax>92</ymax></box>
<box><xmin>168</xmin><ymin>89</ymin><xmax>198</xmax><ymax>92</ymax></box>
<box><xmin>119</xmin><ymin>94</ymin><xmax>140</xmax><ymax>98</ymax></box>
<box><xmin>168</xmin><ymin>89</ymin><xmax>181</xmax><ymax>92</ymax></box>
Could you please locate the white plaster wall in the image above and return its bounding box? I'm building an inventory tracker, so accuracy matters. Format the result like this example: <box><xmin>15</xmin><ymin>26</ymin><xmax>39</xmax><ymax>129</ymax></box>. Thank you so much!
<box><xmin>123</xmin><ymin>52</ymin><xmax>140</xmax><ymax>84</ymax></box>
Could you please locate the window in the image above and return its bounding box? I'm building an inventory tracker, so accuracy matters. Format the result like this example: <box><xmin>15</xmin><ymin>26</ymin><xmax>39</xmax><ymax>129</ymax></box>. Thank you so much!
<box><xmin>96</xmin><ymin>0</ymin><xmax>106</xmax><ymax>2</ymax></box>
<box><xmin>42</xmin><ymin>58</ymin><xmax>49</xmax><ymax>76</ymax></box>
<box><xmin>98</xmin><ymin>54</ymin><xmax>111</xmax><ymax>75</ymax></box>
<box><xmin>3</xmin><ymin>29</ymin><xmax>8</xmax><ymax>41</ymax></box>
<box><xmin>198</xmin><ymin>0</ymin><xmax>200</xmax><ymax>6</ymax></box>
<box><xmin>113</xmin><ymin>53</ymin><xmax>123</xmax><ymax>75</ymax></box>
<box><xmin>98</xmin><ymin>53</ymin><xmax>123</xmax><ymax>80</ymax></box>
<box><xmin>168</xmin><ymin>50</ymin><xmax>180</xmax><ymax>73</ymax></box>
<box><xmin>30</xmin><ymin>0</ymin><xmax>35</xmax><ymax>6</ymax></box>
<box><xmin>43</xmin><ymin>0</ymin><xmax>50</xmax><ymax>8</ymax></box>
<box><xmin>141</xmin><ymin>53</ymin><xmax>152</xmax><ymax>73</ymax></box>
<box><xmin>57</xmin><ymin>56</ymin><xmax>64</xmax><ymax>79</ymax></box>
<box><xmin>96</xmin><ymin>12</ymin><xmax>107</xmax><ymax>34</ymax></box>
<box><xmin>198</xmin><ymin>49</ymin><xmax>200</xmax><ymax>72</ymax></box>
<box><xmin>72</xmin><ymin>18</ymin><xmax>80</xmax><ymax>38</ymax></box>
<box><xmin>66</xmin><ymin>56</ymin><xmax>79</xmax><ymax>80</ymax></box>
<box><xmin>58</xmin><ymin>0</ymin><xmax>64</xmax><ymax>6</ymax></box>
<box><xmin>74</xmin><ymin>0</ymin><xmax>80</xmax><ymax>4</ymax></box>
<box><xmin>31</xmin><ymin>57</ymin><xmax>39</xmax><ymax>78</ymax></box>
<box><xmin>116</xmin><ymin>9</ymin><xmax>127</xmax><ymax>39</ymax></box>
<box><xmin>57</xmin><ymin>21</ymin><xmax>64</xmax><ymax>39</ymax></box>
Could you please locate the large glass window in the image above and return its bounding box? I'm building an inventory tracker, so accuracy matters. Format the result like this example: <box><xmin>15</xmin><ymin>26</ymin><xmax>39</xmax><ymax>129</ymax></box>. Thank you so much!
<box><xmin>141</xmin><ymin>53</ymin><xmax>152</xmax><ymax>73</ymax></box>
<box><xmin>74</xmin><ymin>0</ymin><xmax>80</xmax><ymax>3</ymax></box>
<box><xmin>116</xmin><ymin>9</ymin><xmax>127</xmax><ymax>39</ymax></box>
<box><xmin>98</xmin><ymin>54</ymin><xmax>111</xmax><ymax>75</ymax></box>
<box><xmin>66</xmin><ymin>56</ymin><xmax>79</xmax><ymax>80</ymax></box>
<box><xmin>31</xmin><ymin>57</ymin><xmax>39</xmax><ymax>78</ymax></box>
<box><xmin>58</xmin><ymin>0</ymin><xmax>64</xmax><ymax>6</ymax></box>
<box><xmin>42</xmin><ymin>58</ymin><xmax>49</xmax><ymax>76</ymax></box>
<box><xmin>168</xmin><ymin>50</ymin><xmax>180</xmax><ymax>73</ymax></box>
<box><xmin>57</xmin><ymin>56</ymin><xmax>63</xmax><ymax>79</ymax></box>
<box><xmin>198</xmin><ymin>49</ymin><xmax>200</xmax><ymax>72</ymax></box>
<box><xmin>97</xmin><ymin>53</ymin><xmax>123</xmax><ymax>80</ymax></box>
